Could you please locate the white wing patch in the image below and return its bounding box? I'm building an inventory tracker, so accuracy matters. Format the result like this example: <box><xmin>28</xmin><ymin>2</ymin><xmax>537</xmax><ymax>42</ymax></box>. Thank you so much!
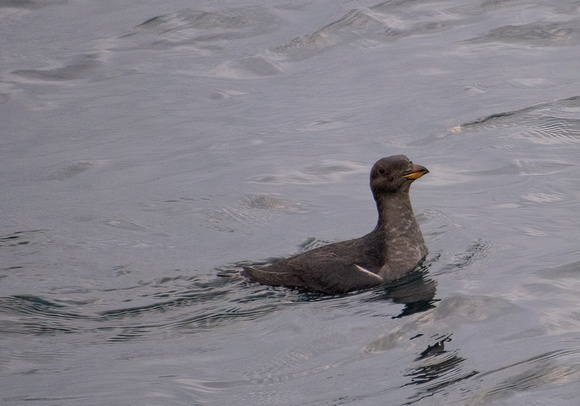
<box><xmin>354</xmin><ymin>265</ymin><xmax>384</xmax><ymax>282</ymax></box>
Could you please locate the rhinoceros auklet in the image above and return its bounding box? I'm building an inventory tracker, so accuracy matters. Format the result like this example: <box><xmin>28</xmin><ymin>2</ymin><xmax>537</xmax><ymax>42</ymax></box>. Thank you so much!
<box><xmin>242</xmin><ymin>154</ymin><xmax>429</xmax><ymax>295</ymax></box>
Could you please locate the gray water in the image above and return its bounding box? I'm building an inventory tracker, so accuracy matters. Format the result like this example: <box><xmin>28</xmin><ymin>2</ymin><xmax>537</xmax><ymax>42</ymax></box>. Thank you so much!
<box><xmin>1</xmin><ymin>0</ymin><xmax>580</xmax><ymax>404</ymax></box>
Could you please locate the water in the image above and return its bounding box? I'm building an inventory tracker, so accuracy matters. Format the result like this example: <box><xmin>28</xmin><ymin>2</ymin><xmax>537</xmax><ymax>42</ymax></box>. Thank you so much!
<box><xmin>1</xmin><ymin>0</ymin><xmax>579</xmax><ymax>404</ymax></box>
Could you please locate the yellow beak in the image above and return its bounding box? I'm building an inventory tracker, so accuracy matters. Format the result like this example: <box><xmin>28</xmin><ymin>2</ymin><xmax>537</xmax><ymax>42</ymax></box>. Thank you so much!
<box><xmin>403</xmin><ymin>164</ymin><xmax>429</xmax><ymax>180</ymax></box>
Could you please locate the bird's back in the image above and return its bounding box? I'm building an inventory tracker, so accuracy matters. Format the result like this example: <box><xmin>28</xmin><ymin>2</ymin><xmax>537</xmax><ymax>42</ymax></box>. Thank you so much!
<box><xmin>242</xmin><ymin>231</ymin><xmax>386</xmax><ymax>294</ymax></box>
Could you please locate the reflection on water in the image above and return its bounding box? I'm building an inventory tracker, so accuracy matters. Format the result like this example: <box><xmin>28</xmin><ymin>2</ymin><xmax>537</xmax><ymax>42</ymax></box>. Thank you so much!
<box><xmin>359</xmin><ymin>260</ymin><xmax>438</xmax><ymax>318</ymax></box>
<box><xmin>384</xmin><ymin>264</ymin><xmax>438</xmax><ymax>318</ymax></box>
<box><xmin>404</xmin><ymin>334</ymin><xmax>478</xmax><ymax>405</ymax></box>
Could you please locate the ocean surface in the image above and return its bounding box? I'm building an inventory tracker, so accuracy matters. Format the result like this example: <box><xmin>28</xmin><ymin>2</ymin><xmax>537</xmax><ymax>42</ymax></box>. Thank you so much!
<box><xmin>1</xmin><ymin>0</ymin><xmax>579</xmax><ymax>404</ymax></box>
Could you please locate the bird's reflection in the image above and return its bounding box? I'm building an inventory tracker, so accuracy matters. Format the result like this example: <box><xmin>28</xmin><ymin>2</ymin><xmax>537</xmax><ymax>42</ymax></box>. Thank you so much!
<box><xmin>403</xmin><ymin>334</ymin><xmax>479</xmax><ymax>404</ymax></box>
<box><xmin>373</xmin><ymin>261</ymin><xmax>438</xmax><ymax>318</ymax></box>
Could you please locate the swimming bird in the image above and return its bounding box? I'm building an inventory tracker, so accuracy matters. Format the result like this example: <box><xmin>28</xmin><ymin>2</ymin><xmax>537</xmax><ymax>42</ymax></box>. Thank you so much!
<box><xmin>242</xmin><ymin>155</ymin><xmax>429</xmax><ymax>295</ymax></box>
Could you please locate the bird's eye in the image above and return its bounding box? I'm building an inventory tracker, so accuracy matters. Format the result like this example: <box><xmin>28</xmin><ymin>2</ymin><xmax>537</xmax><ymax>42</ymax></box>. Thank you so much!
<box><xmin>378</xmin><ymin>168</ymin><xmax>385</xmax><ymax>175</ymax></box>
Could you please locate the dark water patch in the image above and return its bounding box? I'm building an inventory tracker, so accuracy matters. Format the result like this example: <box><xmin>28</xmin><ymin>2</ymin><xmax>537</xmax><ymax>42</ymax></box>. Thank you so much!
<box><xmin>0</xmin><ymin>233</ymin><xmax>30</xmax><ymax>247</ymax></box>
<box><xmin>0</xmin><ymin>230</ymin><xmax>50</xmax><ymax>248</ymax></box>
<box><xmin>18</xmin><ymin>321</ymin><xmax>80</xmax><ymax>335</ymax></box>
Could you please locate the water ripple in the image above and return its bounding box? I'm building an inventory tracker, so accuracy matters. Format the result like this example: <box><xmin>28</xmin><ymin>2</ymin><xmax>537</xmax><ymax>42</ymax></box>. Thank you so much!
<box><xmin>119</xmin><ymin>7</ymin><xmax>282</xmax><ymax>50</ymax></box>
<box><xmin>454</xmin><ymin>96</ymin><xmax>580</xmax><ymax>145</ymax></box>
<box><xmin>469</xmin><ymin>18</ymin><xmax>580</xmax><ymax>47</ymax></box>
<box><xmin>470</xmin><ymin>349</ymin><xmax>580</xmax><ymax>403</ymax></box>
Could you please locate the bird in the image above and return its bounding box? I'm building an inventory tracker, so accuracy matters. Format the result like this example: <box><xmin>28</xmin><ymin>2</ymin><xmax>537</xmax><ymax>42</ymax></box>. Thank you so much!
<box><xmin>242</xmin><ymin>154</ymin><xmax>429</xmax><ymax>295</ymax></box>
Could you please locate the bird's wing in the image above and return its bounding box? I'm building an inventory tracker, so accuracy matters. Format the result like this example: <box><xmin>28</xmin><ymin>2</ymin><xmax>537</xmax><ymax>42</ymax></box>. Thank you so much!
<box><xmin>243</xmin><ymin>248</ymin><xmax>384</xmax><ymax>294</ymax></box>
<box><xmin>283</xmin><ymin>253</ymin><xmax>384</xmax><ymax>294</ymax></box>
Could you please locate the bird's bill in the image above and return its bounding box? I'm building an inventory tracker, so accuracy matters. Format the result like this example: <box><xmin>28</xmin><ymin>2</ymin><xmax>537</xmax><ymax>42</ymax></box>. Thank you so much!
<box><xmin>403</xmin><ymin>164</ymin><xmax>429</xmax><ymax>180</ymax></box>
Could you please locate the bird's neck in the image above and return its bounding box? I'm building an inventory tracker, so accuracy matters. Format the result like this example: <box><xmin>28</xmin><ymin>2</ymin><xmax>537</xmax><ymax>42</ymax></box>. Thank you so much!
<box><xmin>374</xmin><ymin>192</ymin><xmax>415</xmax><ymax>231</ymax></box>
<box><xmin>373</xmin><ymin>191</ymin><xmax>427</xmax><ymax>280</ymax></box>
